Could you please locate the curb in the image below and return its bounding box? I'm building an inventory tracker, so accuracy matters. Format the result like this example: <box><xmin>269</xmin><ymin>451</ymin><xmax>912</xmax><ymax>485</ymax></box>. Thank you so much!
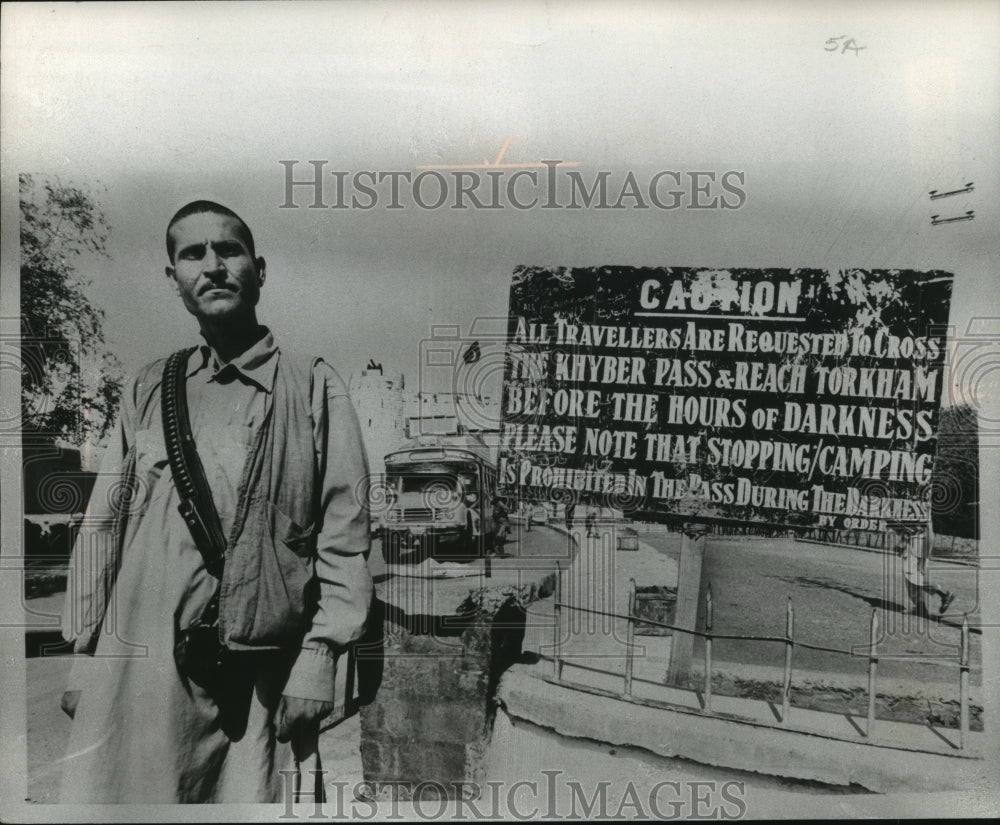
<box><xmin>497</xmin><ymin>663</ymin><xmax>987</xmax><ymax>794</ymax></box>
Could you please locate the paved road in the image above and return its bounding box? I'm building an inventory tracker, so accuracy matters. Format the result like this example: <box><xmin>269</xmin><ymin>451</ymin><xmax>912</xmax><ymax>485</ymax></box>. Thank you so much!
<box><xmin>636</xmin><ymin>532</ymin><xmax>982</xmax><ymax>686</ymax></box>
<box><xmin>374</xmin><ymin>518</ymin><xmax>573</xmax><ymax>567</ymax></box>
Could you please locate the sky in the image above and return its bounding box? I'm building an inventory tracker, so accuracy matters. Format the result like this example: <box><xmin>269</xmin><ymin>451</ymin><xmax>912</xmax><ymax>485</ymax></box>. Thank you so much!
<box><xmin>3</xmin><ymin>0</ymin><xmax>998</xmax><ymax>407</ymax></box>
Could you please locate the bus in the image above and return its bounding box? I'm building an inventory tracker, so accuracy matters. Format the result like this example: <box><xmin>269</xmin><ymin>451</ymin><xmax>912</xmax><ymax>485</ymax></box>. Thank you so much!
<box><xmin>380</xmin><ymin>443</ymin><xmax>499</xmax><ymax>563</ymax></box>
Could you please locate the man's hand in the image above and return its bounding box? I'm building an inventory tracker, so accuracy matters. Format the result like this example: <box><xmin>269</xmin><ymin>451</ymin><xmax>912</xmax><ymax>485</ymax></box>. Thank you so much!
<box><xmin>274</xmin><ymin>696</ymin><xmax>335</xmax><ymax>743</ymax></box>
<box><xmin>61</xmin><ymin>690</ymin><xmax>81</xmax><ymax>719</ymax></box>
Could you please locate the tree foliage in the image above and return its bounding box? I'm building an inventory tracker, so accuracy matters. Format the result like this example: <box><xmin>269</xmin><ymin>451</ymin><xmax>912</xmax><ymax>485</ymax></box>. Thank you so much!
<box><xmin>20</xmin><ymin>174</ymin><xmax>122</xmax><ymax>446</ymax></box>
<box><xmin>933</xmin><ymin>404</ymin><xmax>979</xmax><ymax>539</ymax></box>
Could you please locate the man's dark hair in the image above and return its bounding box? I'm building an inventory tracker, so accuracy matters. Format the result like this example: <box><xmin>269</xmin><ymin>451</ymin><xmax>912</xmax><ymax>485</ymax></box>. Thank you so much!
<box><xmin>165</xmin><ymin>200</ymin><xmax>257</xmax><ymax>263</ymax></box>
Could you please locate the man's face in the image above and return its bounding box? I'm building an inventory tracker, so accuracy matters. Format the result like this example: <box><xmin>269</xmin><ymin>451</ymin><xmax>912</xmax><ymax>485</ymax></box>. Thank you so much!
<box><xmin>165</xmin><ymin>212</ymin><xmax>265</xmax><ymax>324</ymax></box>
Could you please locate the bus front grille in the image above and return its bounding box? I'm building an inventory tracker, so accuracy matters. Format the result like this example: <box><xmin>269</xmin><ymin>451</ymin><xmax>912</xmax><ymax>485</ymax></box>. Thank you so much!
<box><xmin>402</xmin><ymin>508</ymin><xmax>433</xmax><ymax>522</ymax></box>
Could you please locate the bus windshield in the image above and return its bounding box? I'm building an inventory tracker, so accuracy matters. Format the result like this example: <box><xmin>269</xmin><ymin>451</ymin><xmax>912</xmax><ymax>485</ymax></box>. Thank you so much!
<box><xmin>388</xmin><ymin>464</ymin><xmax>479</xmax><ymax>496</ymax></box>
<box><xmin>394</xmin><ymin>473</ymin><xmax>458</xmax><ymax>495</ymax></box>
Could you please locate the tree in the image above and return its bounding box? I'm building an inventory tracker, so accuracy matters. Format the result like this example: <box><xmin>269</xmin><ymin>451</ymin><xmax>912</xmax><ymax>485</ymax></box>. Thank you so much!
<box><xmin>932</xmin><ymin>404</ymin><xmax>979</xmax><ymax>539</ymax></box>
<box><xmin>20</xmin><ymin>174</ymin><xmax>122</xmax><ymax>447</ymax></box>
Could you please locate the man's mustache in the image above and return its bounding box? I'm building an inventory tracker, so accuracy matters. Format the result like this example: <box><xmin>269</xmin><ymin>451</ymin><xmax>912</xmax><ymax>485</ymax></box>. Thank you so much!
<box><xmin>199</xmin><ymin>281</ymin><xmax>238</xmax><ymax>295</ymax></box>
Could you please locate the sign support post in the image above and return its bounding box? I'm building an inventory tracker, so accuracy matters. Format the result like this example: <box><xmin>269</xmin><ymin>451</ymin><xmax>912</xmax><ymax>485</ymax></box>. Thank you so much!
<box><xmin>667</xmin><ymin>522</ymin><xmax>709</xmax><ymax>686</ymax></box>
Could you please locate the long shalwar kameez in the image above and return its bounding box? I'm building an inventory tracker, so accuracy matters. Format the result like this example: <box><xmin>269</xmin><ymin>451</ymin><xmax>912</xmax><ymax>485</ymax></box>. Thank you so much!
<box><xmin>59</xmin><ymin>330</ymin><xmax>372</xmax><ymax>803</ymax></box>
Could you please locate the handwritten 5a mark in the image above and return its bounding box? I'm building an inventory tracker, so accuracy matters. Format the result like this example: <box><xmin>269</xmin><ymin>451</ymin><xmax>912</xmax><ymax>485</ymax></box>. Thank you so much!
<box><xmin>825</xmin><ymin>35</ymin><xmax>866</xmax><ymax>55</ymax></box>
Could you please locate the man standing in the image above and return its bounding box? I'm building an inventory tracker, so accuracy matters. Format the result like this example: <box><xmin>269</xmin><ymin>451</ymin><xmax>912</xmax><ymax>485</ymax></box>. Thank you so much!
<box><xmin>898</xmin><ymin>521</ymin><xmax>954</xmax><ymax>618</ymax></box>
<box><xmin>491</xmin><ymin>495</ymin><xmax>510</xmax><ymax>551</ymax></box>
<box><xmin>59</xmin><ymin>201</ymin><xmax>373</xmax><ymax>802</ymax></box>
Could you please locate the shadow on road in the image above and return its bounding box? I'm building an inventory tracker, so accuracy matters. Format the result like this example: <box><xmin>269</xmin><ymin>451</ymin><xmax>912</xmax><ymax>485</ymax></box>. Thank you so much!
<box><xmin>774</xmin><ymin>574</ymin><xmax>909</xmax><ymax>616</ymax></box>
<box><xmin>774</xmin><ymin>575</ymin><xmax>982</xmax><ymax>636</ymax></box>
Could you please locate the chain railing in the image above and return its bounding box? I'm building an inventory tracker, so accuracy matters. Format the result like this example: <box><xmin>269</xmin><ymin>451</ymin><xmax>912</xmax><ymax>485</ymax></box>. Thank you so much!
<box><xmin>549</xmin><ymin>564</ymin><xmax>978</xmax><ymax>750</ymax></box>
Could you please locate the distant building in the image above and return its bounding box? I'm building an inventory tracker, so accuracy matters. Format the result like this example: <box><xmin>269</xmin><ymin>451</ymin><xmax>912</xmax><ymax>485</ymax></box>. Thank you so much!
<box><xmin>348</xmin><ymin>364</ymin><xmax>502</xmax><ymax>478</ymax></box>
<box><xmin>348</xmin><ymin>366</ymin><xmax>408</xmax><ymax>479</ymax></box>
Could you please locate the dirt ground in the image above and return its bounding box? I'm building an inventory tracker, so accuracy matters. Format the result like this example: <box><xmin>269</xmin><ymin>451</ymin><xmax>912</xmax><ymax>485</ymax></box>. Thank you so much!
<box><xmin>634</xmin><ymin>532</ymin><xmax>981</xmax><ymax>681</ymax></box>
